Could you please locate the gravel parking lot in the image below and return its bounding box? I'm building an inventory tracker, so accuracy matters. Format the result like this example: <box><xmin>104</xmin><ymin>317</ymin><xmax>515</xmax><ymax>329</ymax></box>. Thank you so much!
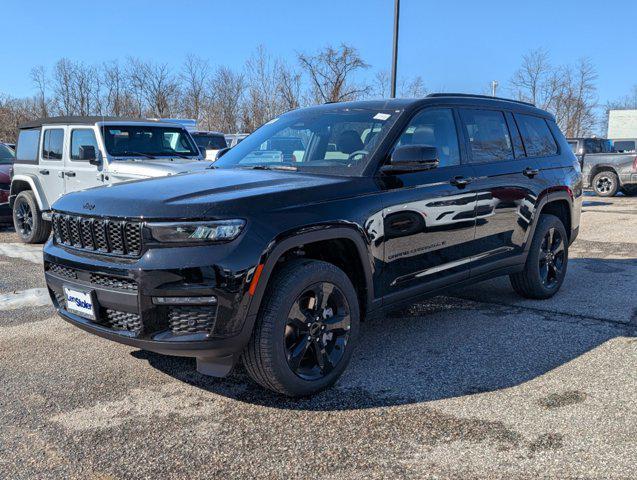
<box><xmin>1</xmin><ymin>193</ymin><xmax>635</xmax><ymax>479</ymax></box>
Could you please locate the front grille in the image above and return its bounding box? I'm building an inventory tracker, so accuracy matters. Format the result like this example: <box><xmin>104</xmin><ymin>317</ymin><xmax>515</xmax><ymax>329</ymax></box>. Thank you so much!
<box><xmin>46</xmin><ymin>263</ymin><xmax>78</xmax><ymax>279</ymax></box>
<box><xmin>98</xmin><ymin>309</ymin><xmax>142</xmax><ymax>333</ymax></box>
<box><xmin>89</xmin><ymin>273</ymin><xmax>137</xmax><ymax>291</ymax></box>
<box><xmin>52</xmin><ymin>213</ymin><xmax>143</xmax><ymax>257</ymax></box>
<box><xmin>168</xmin><ymin>306</ymin><xmax>216</xmax><ymax>335</ymax></box>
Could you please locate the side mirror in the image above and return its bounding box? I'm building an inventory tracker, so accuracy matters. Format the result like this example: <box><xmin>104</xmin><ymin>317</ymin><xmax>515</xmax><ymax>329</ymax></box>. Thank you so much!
<box><xmin>79</xmin><ymin>145</ymin><xmax>101</xmax><ymax>165</ymax></box>
<box><xmin>215</xmin><ymin>147</ymin><xmax>231</xmax><ymax>160</ymax></box>
<box><xmin>381</xmin><ymin>145</ymin><xmax>440</xmax><ymax>174</ymax></box>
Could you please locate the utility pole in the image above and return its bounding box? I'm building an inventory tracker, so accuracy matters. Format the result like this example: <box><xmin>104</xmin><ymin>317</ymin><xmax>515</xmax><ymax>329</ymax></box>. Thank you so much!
<box><xmin>491</xmin><ymin>80</ymin><xmax>498</xmax><ymax>97</ymax></box>
<box><xmin>390</xmin><ymin>0</ymin><xmax>400</xmax><ymax>98</ymax></box>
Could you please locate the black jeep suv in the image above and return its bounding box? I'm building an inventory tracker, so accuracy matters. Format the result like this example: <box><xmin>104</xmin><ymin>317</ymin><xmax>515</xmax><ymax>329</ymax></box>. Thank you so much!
<box><xmin>44</xmin><ymin>94</ymin><xmax>582</xmax><ymax>396</ymax></box>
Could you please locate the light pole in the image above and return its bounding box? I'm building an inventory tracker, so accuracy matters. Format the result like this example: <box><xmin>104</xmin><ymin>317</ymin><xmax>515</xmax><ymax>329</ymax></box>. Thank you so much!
<box><xmin>491</xmin><ymin>80</ymin><xmax>499</xmax><ymax>97</ymax></box>
<box><xmin>390</xmin><ymin>0</ymin><xmax>400</xmax><ymax>98</ymax></box>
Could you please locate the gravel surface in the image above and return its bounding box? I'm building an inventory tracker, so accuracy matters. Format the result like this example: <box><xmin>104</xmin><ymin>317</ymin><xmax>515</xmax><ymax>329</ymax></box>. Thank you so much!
<box><xmin>0</xmin><ymin>195</ymin><xmax>635</xmax><ymax>479</ymax></box>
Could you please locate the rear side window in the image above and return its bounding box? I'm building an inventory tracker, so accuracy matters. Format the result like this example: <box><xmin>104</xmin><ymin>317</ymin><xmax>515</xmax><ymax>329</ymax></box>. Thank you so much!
<box><xmin>613</xmin><ymin>140</ymin><xmax>636</xmax><ymax>153</ymax></box>
<box><xmin>42</xmin><ymin>129</ymin><xmax>64</xmax><ymax>160</ymax></box>
<box><xmin>459</xmin><ymin>109</ymin><xmax>513</xmax><ymax>163</ymax></box>
<box><xmin>16</xmin><ymin>129</ymin><xmax>41</xmax><ymax>162</ymax></box>
<box><xmin>70</xmin><ymin>129</ymin><xmax>99</xmax><ymax>161</ymax></box>
<box><xmin>584</xmin><ymin>139</ymin><xmax>603</xmax><ymax>154</ymax></box>
<box><xmin>193</xmin><ymin>134</ymin><xmax>227</xmax><ymax>150</ymax></box>
<box><xmin>515</xmin><ymin>114</ymin><xmax>558</xmax><ymax>157</ymax></box>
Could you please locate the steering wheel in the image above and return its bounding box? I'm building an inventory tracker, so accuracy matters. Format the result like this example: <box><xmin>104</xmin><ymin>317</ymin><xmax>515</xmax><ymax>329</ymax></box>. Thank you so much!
<box><xmin>347</xmin><ymin>150</ymin><xmax>368</xmax><ymax>162</ymax></box>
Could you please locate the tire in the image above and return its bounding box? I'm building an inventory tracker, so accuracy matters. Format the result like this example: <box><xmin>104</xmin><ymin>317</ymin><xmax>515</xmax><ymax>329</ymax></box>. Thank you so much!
<box><xmin>243</xmin><ymin>259</ymin><xmax>360</xmax><ymax>397</ymax></box>
<box><xmin>510</xmin><ymin>214</ymin><xmax>569</xmax><ymax>299</ymax></box>
<box><xmin>12</xmin><ymin>191</ymin><xmax>51</xmax><ymax>244</ymax></box>
<box><xmin>592</xmin><ymin>170</ymin><xmax>619</xmax><ymax>197</ymax></box>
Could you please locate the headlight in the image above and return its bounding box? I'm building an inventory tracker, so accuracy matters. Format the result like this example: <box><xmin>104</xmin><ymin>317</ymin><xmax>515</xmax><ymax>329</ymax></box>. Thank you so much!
<box><xmin>147</xmin><ymin>219</ymin><xmax>245</xmax><ymax>243</ymax></box>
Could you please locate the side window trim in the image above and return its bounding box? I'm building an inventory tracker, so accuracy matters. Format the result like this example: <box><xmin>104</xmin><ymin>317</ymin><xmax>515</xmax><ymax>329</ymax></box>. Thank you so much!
<box><xmin>458</xmin><ymin>107</ymin><xmax>514</xmax><ymax>165</ymax></box>
<box><xmin>388</xmin><ymin>105</ymin><xmax>464</xmax><ymax>168</ymax></box>
<box><xmin>504</xmin><ymin>111</ymin><xmax>527</xmax><ymax>158</ymax></box>
<box><xmin>40</xmin><ymin>127</ymin><xmax>65</xmax><ymax>162</ymax></box>
<box><xmin>69</xmin><ymin>128</ymin><xmax>99</xmax><ymax>162</ymax></box>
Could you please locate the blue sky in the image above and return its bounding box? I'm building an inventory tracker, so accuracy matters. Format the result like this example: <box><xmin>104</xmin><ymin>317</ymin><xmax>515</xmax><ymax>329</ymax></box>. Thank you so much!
<box><xmin>1</xmin><ymin>0</ymin><xmax>634</xmax><ymax>105</ymax></box>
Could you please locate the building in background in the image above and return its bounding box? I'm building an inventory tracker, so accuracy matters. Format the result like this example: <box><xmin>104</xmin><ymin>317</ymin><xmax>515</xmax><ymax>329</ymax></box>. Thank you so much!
<box><xmin>608</xmin><ymin>110</ymin><xmax>637</xmax><ymax>138</ymax></box>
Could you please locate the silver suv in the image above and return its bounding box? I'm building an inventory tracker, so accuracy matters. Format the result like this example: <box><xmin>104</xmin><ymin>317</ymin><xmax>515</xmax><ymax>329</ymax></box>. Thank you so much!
<box><xmin>10</xmin><ymin>116</ymin><xmax>210</xmax><ymax>243</ymax></box>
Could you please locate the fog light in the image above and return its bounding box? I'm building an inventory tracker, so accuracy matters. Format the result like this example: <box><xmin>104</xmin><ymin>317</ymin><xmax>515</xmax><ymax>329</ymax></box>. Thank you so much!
<box><xmin>152</xmin><ymin>296</ymin><xmax>217</xmax><ymax>305</ymax></box>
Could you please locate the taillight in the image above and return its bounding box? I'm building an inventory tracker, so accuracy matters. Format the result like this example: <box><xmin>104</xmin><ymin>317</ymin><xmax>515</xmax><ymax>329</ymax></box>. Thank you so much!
<box><xmin>633</xmin><ymin>155</ymin><xmax>637</xmax><ymax>172</ymax></box>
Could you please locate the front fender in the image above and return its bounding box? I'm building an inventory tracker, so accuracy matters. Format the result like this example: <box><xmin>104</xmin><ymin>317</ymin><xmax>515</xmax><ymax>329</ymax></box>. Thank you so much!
<box><xmin>10</xmin><ymin>175</ymin><xmax>47</xmax><ymax>210</ymax></box>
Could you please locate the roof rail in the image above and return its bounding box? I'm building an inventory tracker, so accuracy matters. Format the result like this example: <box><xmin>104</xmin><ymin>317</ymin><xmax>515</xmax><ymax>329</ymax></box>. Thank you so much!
<box><xmin>426</xmin><ymin>93</ymin><xmax>535</xmax><ymax>107</ymax></box>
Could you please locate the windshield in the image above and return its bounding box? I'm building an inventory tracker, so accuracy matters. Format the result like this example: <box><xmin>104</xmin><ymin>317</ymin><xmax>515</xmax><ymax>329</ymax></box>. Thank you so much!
<box><xmin>192</xmin><ymin>134</ymin><xmax>227</xmax><ymax>151</ymax></box>
<box><xmin>0</xmin><ymin>144</ymin><xmax>15</xmax><ymax>164</ymax></box>
<box><xmin>213</xmin><ymin>106</ymin><xmax>401</xmax><ymax>176</ymax></box>
<box><xmin>101</xmin><ymin>125</ymin><xmax>200</xmax><ymax>158</ymax></box>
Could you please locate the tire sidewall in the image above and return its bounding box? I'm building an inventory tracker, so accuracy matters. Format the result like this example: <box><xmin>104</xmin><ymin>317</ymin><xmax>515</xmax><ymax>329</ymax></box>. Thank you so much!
<box><xmin>13</xmin><ymin>192</ymin><xmax>39</xmax><ymax>243</ymax></box>
<box><xmin>592</xmin><ymin>171</ymin><xmax>618</xmax><ymax>197</ymax></box>
<box><xmin>525</xmin><ymin>215</ymin><xmax>569</xmax><ymax>297</ymax></box>
<box><xmin>264</xmin><ymin>261</ymin><xmax>360</xmax><ymax>396</ymax></box>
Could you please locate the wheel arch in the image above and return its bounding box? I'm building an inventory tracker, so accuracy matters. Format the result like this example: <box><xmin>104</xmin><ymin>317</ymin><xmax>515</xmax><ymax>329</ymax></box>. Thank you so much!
<box><xmin>589</xmin><ymin>164</ymin><xmax>618</xmax><ymax>179</ymax></box>
<box><xmin>246</xmin><ymin>226</ymin><xmax>376</xmax><ymax>321</ymax></box>
<box><xmin>9</xmin><ymin>175</ymin><xmax>47</xmax><ymax>210</ymax></box>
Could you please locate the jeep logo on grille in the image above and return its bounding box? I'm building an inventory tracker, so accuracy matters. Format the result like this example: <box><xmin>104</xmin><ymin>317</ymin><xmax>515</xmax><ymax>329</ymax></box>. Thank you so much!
<box><xmin>83</xmin><ymin>202</ymin><xmax>96</xmax><ymax>211</ymax></box>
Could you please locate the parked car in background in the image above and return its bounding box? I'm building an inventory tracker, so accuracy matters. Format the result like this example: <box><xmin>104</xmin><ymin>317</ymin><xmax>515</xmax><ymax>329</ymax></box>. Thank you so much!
<box><xmin>566</xmin><ymin>137</ymin><xmax>612</xmax><ymax>167</ymax></box>
<box><xmin>0</xmin><ymin>143</ymin><xmax>15</xmax><ymax>222</ymax></box>
<box><xmin>581</xmin><ymin>138</ymin><xmax>637</xmax><ymax>196</ymax></box>
<box><xmin>3</xmin><ymin>143</ymin><xmax>16</xmax><ymax>151</ymax></box>
<box><xmin>44</xmin><ymin>94</ymin><xmax>581</xmax><ymax>396</ymax></box>
<box><xmin>10</xmin><ymin>116</ymin><xmax>210</xmax><ymax>243</ymax></box>
<box><xmin>225</xmin><ymin>133</ymin><xmax>249</xmax><ymax>148</ymax></box>
<box><xmin>191</xmin><ymin>131</ymin><xmax>228</xmax><ymax>160</ymax></box>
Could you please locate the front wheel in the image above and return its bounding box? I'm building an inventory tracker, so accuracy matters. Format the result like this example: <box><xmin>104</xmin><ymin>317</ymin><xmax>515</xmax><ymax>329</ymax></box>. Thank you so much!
<box><xmin>243</xmin><ymin>259</ymin><xmax>360</xmax><ymax>396</ymax></box>
<box><xmin>592</xmin><ymin>171</ymin><xmax>619</xmax><ymax>197</ymax></box>
<box><xmin>510</xmin><ymin>214</ymin><xmax>569</xmax><ymax>299</ymax></box>
<box><xmin>12</xmin><ymin>191</ymin><xmax>51</xmax><ymax>244</ymax></box>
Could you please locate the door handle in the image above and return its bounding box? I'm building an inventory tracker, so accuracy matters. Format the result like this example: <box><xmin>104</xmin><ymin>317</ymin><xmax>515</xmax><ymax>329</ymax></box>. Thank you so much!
<box><xmin>65</xmin><ymin>171</ymin><xmax>76</xmax><ymax>177</ymax></box>
<box><xmin>450</xmin><ymin>176</ymin><xmax>472</xmax><ymax>188</ymax></box>
<box><xmin>39</xmin><ymin>169</ymin><xmax>49</xmax><ymax>175</ymax></box>
<box><xmin>523</xmin><ymin>167</ymin><xmax>539</xmax><ymax>178</ymax></box>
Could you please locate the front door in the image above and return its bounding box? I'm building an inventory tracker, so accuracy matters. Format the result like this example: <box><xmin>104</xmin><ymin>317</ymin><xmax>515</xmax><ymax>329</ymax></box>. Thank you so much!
<box><xmin>379</xmin><ymin>107</ymin><xmax>478</xmax><ymax>300</ymax></box>
<box><xmin>64</xmin><ymin>128</ymin><xmax>105</xmax><ymax>194</ymax></box>
<box><xmin>38</xmin><ymin>126</ymin><xmax>67</xmax><ymax>206</ymax></box>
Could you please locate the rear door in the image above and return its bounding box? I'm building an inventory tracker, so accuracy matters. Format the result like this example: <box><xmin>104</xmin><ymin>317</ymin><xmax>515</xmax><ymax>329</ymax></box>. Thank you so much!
<box><xmin>379</xmin><ymin>107</ymin><xmax>479</xmax><ymax>300</ymax></box>
<box><xmin>38</xmin><ymin>126</ymin><xmax>67</xmax><ymax>205</ymax></box>
<box><xmin>65</xmin><ymin>127</ymin><xmax>104</xmax><ymax>194</ymax></box>
<box><xmin>457</xmin><ymin>108</ymin><xmax>545</xmax><ymax>275</ymax></box>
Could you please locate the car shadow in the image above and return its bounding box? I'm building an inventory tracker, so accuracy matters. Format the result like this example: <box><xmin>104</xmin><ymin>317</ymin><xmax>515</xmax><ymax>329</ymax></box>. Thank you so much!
<box><xmin>132</xmin><ymin>257</ymin><xmax>635</xmax><ymax>410</ymax></box>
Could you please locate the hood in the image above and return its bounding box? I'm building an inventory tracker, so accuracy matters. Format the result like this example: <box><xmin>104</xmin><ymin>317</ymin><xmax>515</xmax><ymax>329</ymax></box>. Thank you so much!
<box><xmin>107</xmin><ymin>158</ymin><xmax>212</xmax><ymax>181</ymax></box>
<box><xmin>52</xmin><ymin>168</ymin><xmax>365</xmax><ymax>219</ymax></box>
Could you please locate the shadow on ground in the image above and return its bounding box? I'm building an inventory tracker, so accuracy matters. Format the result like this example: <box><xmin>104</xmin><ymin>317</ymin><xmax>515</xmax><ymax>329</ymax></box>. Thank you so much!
<box><xmin>133</xmin><ymin>257</ymin><xmax>634</xmax><ymax>411</ymax></box>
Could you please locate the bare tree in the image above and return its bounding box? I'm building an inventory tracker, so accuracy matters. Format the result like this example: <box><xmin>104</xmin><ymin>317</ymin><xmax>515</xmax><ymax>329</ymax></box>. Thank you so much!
<box><xmin>30</xmin><ymin>65</ymin><xmax>49</xmax><ymax>118</ymax></box>
<box><xmin>181</xmin><ymin>54</ymin><xmax>210</xmax><ymax>121</ymax></box>
<box><xmin>103</xmin><ymin>61</ymin><xmax>137</xmax><ymax>116</ymax></box>
<box><xmin>277</xmin><ymin>60</ymin><xmax>303</xmax><ymax>112</ymax></box>
<box><xmin>400</xmin><ymin>75</ymin><xmax>427</xmax><ymax>98</ymax></box>
<box><xmin>298</xmin><ymin>44</ymin><xmax>370</xmax><ymax>103</ymax></box>
<box><xmin>203</xmin><ymin>66</ymin><xmax>245</xmax><ymax>133</ymax></box>
<box><xmin>126</xmin><ymin>58</ymin><xmax>179</xmax><ymax>117</ymax></box>
<box><xmin>52</xmin><ymin>58</ymin><xmax>76</xmax><ymax>115</ymax></box>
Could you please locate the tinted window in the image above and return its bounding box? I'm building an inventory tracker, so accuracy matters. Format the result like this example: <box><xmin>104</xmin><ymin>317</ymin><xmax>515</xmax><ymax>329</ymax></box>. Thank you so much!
<box><xmin>42</xmin><ymin>129</ymin><xmax>64</xmax><ymax>160</ymax></box>
<box><xmin>584</xmin><ymin>139</ymin><xmax>602</xmax><ymax>154</ymax></box>
<box><xmin>70</xmin><ymin>129</ymin><xmax>99</xmax><ymax>161</ymax></box>
<box><xmin>192</xmin><ymin>134</ymin><xmax>227</xmax><ymax>150</ymax></box>
<box><xmin>612</xmin><ymin>140</ymin><xmax>636</xmax><ymax>153</ymax></box>
<box><xmin>101</xmin><ymin>126</ymin><xmax>199</xmax><ymax>157</ymax></box>
<box><xmin>394</xmin><ymin>108</ymin><xmax>460</xmax><ymax>167</ymax></box>
<box><xmin>505</xmin><ymin>111</ymin><xmax>526</xmax><ymax>158</ymax></box>
<box><xmin>0</xmin><ymin>144</ymin><xmax>14</xmax><ymax>164</ymax></box>
<box><xmin>515</xmin><ymin>114</ymin><xmax>558</xmax><ymax>157</ymax></box>
<box><xmin>16</xmin><ymin>129</ymin><xmax>40</xmax><ymax>162</ymax></box>
<box><xmin>460</xmin><ymin>109</ymin><xmax>513</xmax><ymax>163</ymax></box>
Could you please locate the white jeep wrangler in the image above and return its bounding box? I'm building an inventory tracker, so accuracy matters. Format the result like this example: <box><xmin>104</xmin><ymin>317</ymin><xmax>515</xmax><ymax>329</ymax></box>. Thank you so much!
<box><xmin>10</xmin><ymin>116</ymin><xmax>210</xmax><ymax>243</ymax></box>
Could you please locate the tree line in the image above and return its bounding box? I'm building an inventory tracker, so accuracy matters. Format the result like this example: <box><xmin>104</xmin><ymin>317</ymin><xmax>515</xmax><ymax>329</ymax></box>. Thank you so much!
<box><xmin>0</xmin><ymin>44</ymin><xmax>625</xmax><ymax>143</ymax></box>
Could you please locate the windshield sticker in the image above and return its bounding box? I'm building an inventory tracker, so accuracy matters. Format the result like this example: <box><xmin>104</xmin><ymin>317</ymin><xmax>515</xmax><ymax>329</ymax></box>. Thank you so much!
<box><xmin>374</xmin><ymin>113</ymin><xmax>391</xmax><ymax>121</ymax></box>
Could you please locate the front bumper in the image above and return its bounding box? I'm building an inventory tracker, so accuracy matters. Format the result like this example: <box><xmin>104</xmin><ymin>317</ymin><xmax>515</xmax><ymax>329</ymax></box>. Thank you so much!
<box><xmin>44</xmin><ymin>240</ymin><xmax>258</xmax><ymax>372</ymax></box>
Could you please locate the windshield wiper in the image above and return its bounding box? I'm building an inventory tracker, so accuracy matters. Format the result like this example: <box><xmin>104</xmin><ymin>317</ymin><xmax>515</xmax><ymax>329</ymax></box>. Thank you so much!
<box><xmin>120</xmin><ymin>151</ymin><xmax>156</xmax><ymax>159</ymax></box>
<box><xmin>167</xmin><ymin>152</ymin><xmax>191</xmax><ymax>159</ymax></box>
<box><xmin>240</xmin><ymin>165</ymin><xmax>298</xmax><ymax>171</ymax></box>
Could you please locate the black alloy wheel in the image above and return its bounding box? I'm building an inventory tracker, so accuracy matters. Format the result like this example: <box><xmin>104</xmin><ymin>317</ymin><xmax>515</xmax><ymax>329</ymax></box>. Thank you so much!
<box><xmin>284</xmin><ymin>282</ymin><xmax>351</xmax><ymax>381</ymax></box>
<box><xmin>14</xmin><ymin>200</ymin><xmax>33</xmax><ymax>237</ymax></box>
<box><xmin>538</xmin><ymin>227</ymin><xmax>565</xmax><ymax>288</ymax></box>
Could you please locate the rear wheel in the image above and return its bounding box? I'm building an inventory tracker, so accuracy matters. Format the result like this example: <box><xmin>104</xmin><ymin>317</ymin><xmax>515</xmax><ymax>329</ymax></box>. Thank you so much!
<box><xmin>592</xmin><ymin>170</ymin><xmax>618</xmax><ymax>197</ymax></box>
<box><xmin>243</xmin><ymin>259</ymin><xmax>359</xmax><ymax>396</ymax></box>
<box><xmin>510</xmin><ymin>214</ymin><xmax>568</xmax><ymax>299</ymax></box>
<box><xmin>12</xmin><ymin>191</ymin><xmax>51</xmax><ymax>244</ymax></box>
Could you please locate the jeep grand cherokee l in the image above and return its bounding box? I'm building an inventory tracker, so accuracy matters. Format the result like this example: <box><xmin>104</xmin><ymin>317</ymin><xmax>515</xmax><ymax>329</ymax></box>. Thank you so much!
<box><xmin>44</xmin><ymin>94</ymin><xmax>582</xmax><ymax>396</ymax></box>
